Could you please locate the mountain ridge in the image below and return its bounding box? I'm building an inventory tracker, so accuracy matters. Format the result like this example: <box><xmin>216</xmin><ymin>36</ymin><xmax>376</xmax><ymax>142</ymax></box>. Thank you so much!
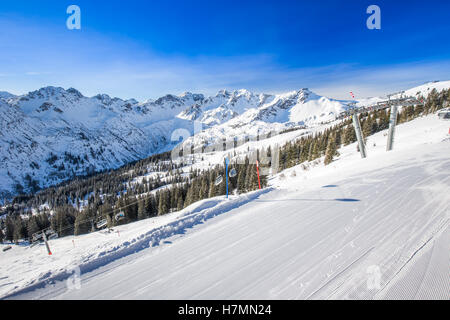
<box><xmin>1</xmin><ymin>81</ymin><xmax>449</xmax><ymax>198</ymax></box>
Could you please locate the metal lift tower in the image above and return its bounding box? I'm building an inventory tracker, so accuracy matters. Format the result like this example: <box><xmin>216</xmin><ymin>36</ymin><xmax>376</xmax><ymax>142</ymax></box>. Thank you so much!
<box><xmin>352</xmin><ymin>113</ymin><xmax>367</xmax><ymax>159</ymax></box>
<box><xmin>384</xmin><ymin>91</ymin><xmax>421</xmax><ymax>152</ymax></box>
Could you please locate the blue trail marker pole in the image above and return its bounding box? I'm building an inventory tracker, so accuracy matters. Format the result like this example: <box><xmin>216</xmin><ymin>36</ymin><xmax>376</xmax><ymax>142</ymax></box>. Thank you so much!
<box><xmin>225</xmin><ymin>157</ymin><xmax>229</xmax><ymax>199</ymax></box>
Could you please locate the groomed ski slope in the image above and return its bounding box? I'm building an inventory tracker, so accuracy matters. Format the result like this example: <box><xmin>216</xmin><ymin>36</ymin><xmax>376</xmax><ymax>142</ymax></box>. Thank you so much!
<box><xmin>2</xmin><ymin>114</ymin><xmax>449</xmax><ymax>300</ymax></box>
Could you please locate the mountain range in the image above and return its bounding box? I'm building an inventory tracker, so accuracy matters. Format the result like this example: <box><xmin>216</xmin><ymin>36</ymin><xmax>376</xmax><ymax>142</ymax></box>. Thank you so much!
<box><xmin>1</xmin><ymin>81</ymin><xmax>449</xmax><ymax>198</ymax></box>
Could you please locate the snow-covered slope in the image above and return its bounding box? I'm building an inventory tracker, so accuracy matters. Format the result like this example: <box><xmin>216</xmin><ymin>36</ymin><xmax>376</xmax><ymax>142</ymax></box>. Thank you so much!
<box><xmin>1</xmin><ymin>81</ymin><xmax>449</xmax><ymax>199</ymax></box>
<box><xmin>1</xmin><ymin>112</ymin><xmax>449</xmax><ymax>300</ymax></box>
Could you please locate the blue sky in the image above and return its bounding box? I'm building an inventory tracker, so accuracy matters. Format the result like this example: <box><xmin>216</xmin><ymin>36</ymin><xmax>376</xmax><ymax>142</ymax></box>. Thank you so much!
<box><xmin>0</xmin><ymin>0</ymin><xmax>449</xmax><ymax>100</ymax></box>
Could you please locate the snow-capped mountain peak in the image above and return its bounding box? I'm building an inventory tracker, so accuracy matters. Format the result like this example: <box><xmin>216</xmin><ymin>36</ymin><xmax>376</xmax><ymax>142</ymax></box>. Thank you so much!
<box><xmin>0</xmin><ymin>91</ymin><xmax>16</xmax><ymax>100</ymax></box>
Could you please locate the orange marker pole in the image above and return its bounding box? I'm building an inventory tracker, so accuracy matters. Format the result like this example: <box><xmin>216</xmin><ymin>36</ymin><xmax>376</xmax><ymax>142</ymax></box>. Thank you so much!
<box><xmin>256</xmin><ymin>160</ymin><xmax>261</xmax><ymax>190</ymax></box>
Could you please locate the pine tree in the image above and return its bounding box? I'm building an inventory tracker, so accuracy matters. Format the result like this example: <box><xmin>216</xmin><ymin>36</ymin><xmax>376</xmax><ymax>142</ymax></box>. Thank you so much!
<box><xmin>184</xmin><ymin>186</ymin><xmax>193</xmax><ymax>208</ymax></box>
<box><xmin>237</xmin><ymin>165</ymin><xmax>246</xmax><ymax>194</ymax></box>
<box><xmin>171</xmin><ymin>187</ymin><xmax>179</xmax><ymax>210</ymax></box>
<box><xmin>13</xmin><ymin>217</ymin><xmax>25</xmax><ymax>244</ymax></box>
<box><xmin>74</xmin><ymin>211</ymin><xmax>91</xmax><ymax>235</ymax></box>
<box><xmin>38</xmin><ymin>213</ymin><xmax>51</xmax><ymax>231</ymax></box>
<box><xmin>158</xmin><ymin>191</ymin><xmax>169</xmax><ymax>215</ymax></box>
<box><xmin>343</xmin><ymin>124</ymin><xmax>356</xmax><ymax>145</ymax></box>
<box><xmin>362</xmin><ymin>115</ymin><xmax>372</xmax><ymax>143</ymax></box>
<box><xmin>5</xmin><ymin>216</ymin><xmax>15</xmax><ymax>243</ymax></box>
<box><xmin>324</xmin><ymin>134</ymin><xmax>338</xmax><ymax>165</ymax></box>
<box><xmin>27</xmin><ymin>216</ymin><xmax>40</xmax><ymax>240</ymax></box>
<box><xmin>176</xmin><ymin>195</ymin><xmax>184</xmax><ymax>211</ymax></box>
<box><xmin>244</xmin><ymin>163</ymin><xmax>259</xmax><ymax>191</ymax></box>
<box><xmin>378</xmin><ymin>110</ymin><xmax>389</xmax><ymax>130</ymax></box>
<box><xmin>123</xmin><ymin>195</ymin><xmax>138</xmax><ymax>221</ymax></box>
<box><xmin>311</xmin><ymin>142</ymin><xmax>320</xmax><ymax>160</ymax></box>
<box><xmin>148</xmin><ymin>195</ymin><xmax>157</xmax><ymax>217</ymax></box>
<box><xmin>137</xmin><ymin>198</ymin><xmax>146</xmax><ymax>220</ymax></box>
<box><xmin>52</xmin><ymin>206</ymin><xmax>76</xmax><ymax>237</ymax></box>
<box><xmin>199</xmin><ymin>177</ymin><xmax>209</xmax><ymax>200</ymax></box>
<box><xmin>208</xmin><ymin>171</ymin><xmax>217</xmax><ymax>197</ymax></box>
<box><xmin>334</xmin><ymin>128</ymin><xmax>342</xmax><ymax>147</ymax></box>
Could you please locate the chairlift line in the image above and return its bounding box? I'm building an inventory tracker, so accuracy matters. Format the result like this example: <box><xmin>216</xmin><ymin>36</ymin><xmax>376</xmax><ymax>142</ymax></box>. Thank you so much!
<box><xmin>28</xmin><ymin>194</ymin><xmax>148</xmax><ymax>242</ymax></box>
<box><xmin>26</xmin><ymin>156</ymin><xmax>243</xmax><ymax>247</ymax></box>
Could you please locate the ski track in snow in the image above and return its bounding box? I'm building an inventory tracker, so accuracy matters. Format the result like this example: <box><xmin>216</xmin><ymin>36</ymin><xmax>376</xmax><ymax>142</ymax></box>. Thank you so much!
<box><xmin>1</xmin><ymin>114</ymin><xmax>449</xmax><ymax>300</ymax></box>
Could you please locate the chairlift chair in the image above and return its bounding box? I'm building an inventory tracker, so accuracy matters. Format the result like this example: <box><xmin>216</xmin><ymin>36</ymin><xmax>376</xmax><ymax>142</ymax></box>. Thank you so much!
<box><xmin>438</xmin><ymin>109</ymin><xmax>450</xmax><ymax>120</ymax></box>
<box><xmin>96</xmin><ymin>219</ymin><xmax>108</xmax><ymax>229</ymax></box>
<box><xmin>115</xmin><ymin>211</ymin><xmax>125</xmax><ymax>221</ymax></box>
<box><xmin>32</xmin><ymin>232</ymin><xmax>43</xmax><ymax>242</ymax></box>
<box><xmin>214</xmin><ymin>175</ymin><xmax>223</xmax><ymax>186</ymax></box>
<box><xmin>46</xmin><ymin>229</ymin><xmax>58</xmax><ymax>240</ymax></box>
<box><xmin>48</xmin><ymin>233</ymin><xmax>58</xmax><ymax>240</ymax></box>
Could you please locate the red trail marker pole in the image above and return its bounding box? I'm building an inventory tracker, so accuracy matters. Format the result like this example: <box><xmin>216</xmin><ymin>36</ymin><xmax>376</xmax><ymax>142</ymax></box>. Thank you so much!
<box><xmin>42</xmin><ymin>232</ymin><xmax>52</xmax><ymax>255</ymax></box>
<box><xmin>256</xmin><ymin>160</ymin><xmax>261</xmax><ymax>190</ymax></box>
